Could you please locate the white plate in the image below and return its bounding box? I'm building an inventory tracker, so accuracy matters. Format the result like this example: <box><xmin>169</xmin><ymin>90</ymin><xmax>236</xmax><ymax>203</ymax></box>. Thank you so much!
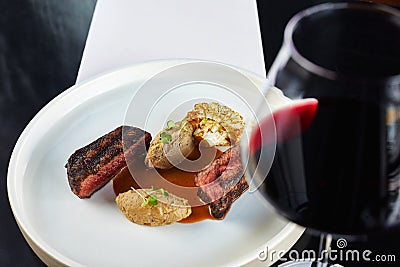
<box><xmin>7</xmin><ymin>60</ymin><xmax>304</xmax><ymax>267</ymax></box>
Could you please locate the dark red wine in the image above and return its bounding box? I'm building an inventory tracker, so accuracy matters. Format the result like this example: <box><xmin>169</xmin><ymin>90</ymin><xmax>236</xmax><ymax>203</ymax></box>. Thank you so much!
<box><xmin>252</xmin><ymin>99</ymin><xmax>400</xmax><ymax>234</ymax></box>
<box><xmin>258</xmin><ymin>3</ymin><xmax>400</xmax><ymax>235</ymax></box>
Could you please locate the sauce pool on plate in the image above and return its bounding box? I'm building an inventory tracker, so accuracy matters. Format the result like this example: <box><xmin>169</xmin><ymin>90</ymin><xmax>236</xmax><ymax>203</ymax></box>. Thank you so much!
<box><xmin>113</xmin><ymin>146</ymin><xmax>222</xmax><ymax>223</ymax></box>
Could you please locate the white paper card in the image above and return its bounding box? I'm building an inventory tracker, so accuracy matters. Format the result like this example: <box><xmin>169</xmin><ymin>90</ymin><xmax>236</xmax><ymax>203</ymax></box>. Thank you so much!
<box><xmin>77</xmin><ymin>0</ymin><xmax>265</xmax><ymax>82</ymax></box>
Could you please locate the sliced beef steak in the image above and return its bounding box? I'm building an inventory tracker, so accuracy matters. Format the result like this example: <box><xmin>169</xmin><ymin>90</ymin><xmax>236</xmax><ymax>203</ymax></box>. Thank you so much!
<box><xmin>194</xmin><ymin>146</ymin><xmax>248</xmax><ymax>219</ymax></box>
<box><xmin>66</xmin><ymin>126</ymin><xmax>151</xmax><ymax>198</ymax></box>
<box><xmin>209</xmin><ymin>176</ymin><xmax>248</xmax><ymax>219</ymax></box>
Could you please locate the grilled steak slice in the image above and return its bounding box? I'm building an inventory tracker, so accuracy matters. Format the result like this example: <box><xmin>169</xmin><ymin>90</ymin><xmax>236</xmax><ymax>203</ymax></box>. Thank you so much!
<box><xmin>66</xmin><ymin>126</ymin><xmax>152</xmax><ymax>198</ymax></box>
<box><xmin>194</xmin><ymin>146</ymin><xmax>248</xmax><ymax>219</ymax></box>
<box><xmin>209</xmin><ymin>176</ymin><xmax>248</xmax><ymax>219</ymax></box>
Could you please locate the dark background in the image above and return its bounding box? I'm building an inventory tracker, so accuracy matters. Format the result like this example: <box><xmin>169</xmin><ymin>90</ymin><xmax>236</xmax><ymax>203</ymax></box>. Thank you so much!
<box><xmin>0</xmin><ymin>0</ymin><xmax>398</xmax><ymax>266</ymax></box>
<box><xmin>0</xmin><ymin>1</ymin><xmax>97</xmax><ymax>265</ymax></box>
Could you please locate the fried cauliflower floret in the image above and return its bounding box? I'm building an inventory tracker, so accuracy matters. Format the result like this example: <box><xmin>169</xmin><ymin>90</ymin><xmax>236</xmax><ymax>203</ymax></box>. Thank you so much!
<box><xmin>116</xmin><ymin>188</ymin><xmax>191</xmax><ymax>226</ymax></box>
<box><xmin>186</xmin><ymin>102</ymin><xmax>245</xmax><ymax>146</ymax></box>
<box><xmin>145</xmin><ymin>121</ymin><xmax>195</xmax><ymax>169</ymax></box>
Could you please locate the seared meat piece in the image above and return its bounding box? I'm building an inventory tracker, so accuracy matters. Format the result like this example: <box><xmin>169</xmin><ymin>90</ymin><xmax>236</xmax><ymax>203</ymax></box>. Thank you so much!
<box><xmin>194</xmin><ymin>146</ymin><xmax>248</xmax><ymax>219</ymax></box>
<box><xmin>66</xmin><ymin>126</ymin><xmax>152</xmax><ymax>198</ymax></box>
<box><xmin>209</xmin><ymin>176</ymin><xmax>249</xmax><ymax>219</ymax></box>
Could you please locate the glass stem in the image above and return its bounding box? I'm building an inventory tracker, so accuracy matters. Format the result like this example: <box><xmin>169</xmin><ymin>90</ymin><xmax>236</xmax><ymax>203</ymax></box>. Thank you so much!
<box><xmin>316</xmin><ymin>233</ymin><xmax>332</xmax><ymax>266</ymax></box>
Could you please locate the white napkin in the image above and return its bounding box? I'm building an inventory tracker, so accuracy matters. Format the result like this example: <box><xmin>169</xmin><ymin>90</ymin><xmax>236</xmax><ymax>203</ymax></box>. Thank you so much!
<box><xmin>76</xmin><ymin>0</ymin><xmax>265</xmax><ymax>82</ymax></box>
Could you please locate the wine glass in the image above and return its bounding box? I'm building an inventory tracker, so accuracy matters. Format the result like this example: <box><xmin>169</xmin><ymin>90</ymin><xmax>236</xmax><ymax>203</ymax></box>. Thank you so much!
<box><xmin>244</xmin><ymin>2</ymin><xmax>400</xmax><ymax>265</ymax></box>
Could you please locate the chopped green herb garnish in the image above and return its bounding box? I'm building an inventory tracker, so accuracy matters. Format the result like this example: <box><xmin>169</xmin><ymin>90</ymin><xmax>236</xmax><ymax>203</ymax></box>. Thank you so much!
<box><xmin>160</xmin><ymin>132</ymin><xmax>172</xmax><ymax>144</ymax></box>
<box><xmin>141</xmin><ymin>198</ymin><xmax>148</xmax><ymax>207</ymax></box>
<box><xmin>181</xmin><ymin>117</ymin><xmax>189</xmax><ymax>124</ymax></box>
<box><xmin>166</xmin><ymin>120</ymin><xmax>177</xmax><ymax>130</ymax></box>
<box><xmin>146</xmin><ymin>195</ymin><xmax>158</xmax><ymax>206</ymax></box>
<box><xmin>150</xmin><ymin>186</ymin><xmax>169</xmax><ymax>196</ymax></box>
<box><xmin>160</xmin><ymin>188</ymin><xmax>169</xmax><ymax>196</ymax></box>
<box><xmin>131</xmin><ymin>187</ymin><xmax>159</xmax><ymax>207</ymax></box>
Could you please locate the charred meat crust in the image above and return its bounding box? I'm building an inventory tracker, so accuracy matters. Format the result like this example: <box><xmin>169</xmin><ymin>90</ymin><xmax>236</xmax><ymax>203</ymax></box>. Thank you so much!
<box><xmin>65</xmin><ymin>126</ymin><xmax>152</xmax><ymax>198</ymax></box>
<box><xmin>210</xmin><ymin>176</ymin><xmax>249</xmax><ymax>219</ymax></box>
<box><xmin>194</xmin><ymin>146</ymin><xmax>248</xmax><ymax>219</ymax></box>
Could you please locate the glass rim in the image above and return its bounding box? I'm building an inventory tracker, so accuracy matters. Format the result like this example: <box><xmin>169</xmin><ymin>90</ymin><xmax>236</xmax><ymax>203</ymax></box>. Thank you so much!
<box><xmin>283</xmin><ymin>2</ymin><xmax>400</xmax><ymax>85</ymax></box>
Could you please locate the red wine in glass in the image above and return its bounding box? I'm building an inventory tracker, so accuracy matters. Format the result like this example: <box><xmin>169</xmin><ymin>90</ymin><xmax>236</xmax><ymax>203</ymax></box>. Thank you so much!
<box><xmin>248</xmin><ymin>2</ymin><xmax>400</xmax><ymax>236</ymax></box>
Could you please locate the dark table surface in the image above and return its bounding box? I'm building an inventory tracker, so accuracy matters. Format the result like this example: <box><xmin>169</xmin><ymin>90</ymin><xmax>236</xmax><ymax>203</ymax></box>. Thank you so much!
<box><xmin>0</xmin><ymin>0</ymin><xmax>398</xmax><ymax>266</ymax></box>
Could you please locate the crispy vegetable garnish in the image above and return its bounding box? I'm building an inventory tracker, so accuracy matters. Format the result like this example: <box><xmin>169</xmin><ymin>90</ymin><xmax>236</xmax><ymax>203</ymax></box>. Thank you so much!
<box><xmin>116</xmin><ymin>188</ymin><xmax>191</xmax><ymax>226</ymax></box>
<box><xmin>186</xmin><ymin>102</ymin><xmax>245</xmax><ymax>146</ymax></box>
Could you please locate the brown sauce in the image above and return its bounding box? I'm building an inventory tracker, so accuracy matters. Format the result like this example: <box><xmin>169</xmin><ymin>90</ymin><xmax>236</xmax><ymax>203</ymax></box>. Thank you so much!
<box><xmin>113</xmin><ymin>146</ymin><xmax>223</xmax><ymax>223</ymax></box>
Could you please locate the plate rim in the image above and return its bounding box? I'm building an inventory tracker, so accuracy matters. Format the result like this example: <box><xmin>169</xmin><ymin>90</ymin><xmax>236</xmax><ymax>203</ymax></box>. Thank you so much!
<box><xmin>7</xmin><ymin>59</ymin><xmax>305</xmax><ymax>266</ymax></box>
